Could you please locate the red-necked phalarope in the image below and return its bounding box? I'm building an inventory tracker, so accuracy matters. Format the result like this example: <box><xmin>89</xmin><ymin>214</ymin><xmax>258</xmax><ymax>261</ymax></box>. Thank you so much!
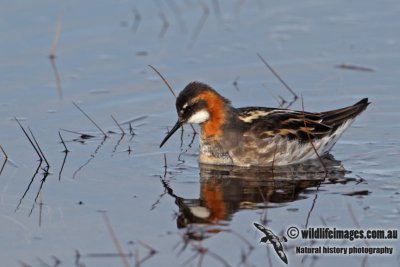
<box><xmin>160</xmin><ymin>82</ymin><xmax>369</xmax><ymax>166</ymax></box>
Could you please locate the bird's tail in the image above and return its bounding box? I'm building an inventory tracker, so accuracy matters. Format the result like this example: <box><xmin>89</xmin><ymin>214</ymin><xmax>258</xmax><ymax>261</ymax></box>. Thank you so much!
<box><xmin>321</xmin><ymin>98</ymin><xmax>370</xmax><ymax>128</ymax></box>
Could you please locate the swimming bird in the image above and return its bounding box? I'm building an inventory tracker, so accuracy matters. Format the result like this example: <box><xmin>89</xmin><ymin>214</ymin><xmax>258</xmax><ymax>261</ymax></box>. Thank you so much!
<box><xmin>160</xmin><ymin>82</ymin><xmax>369</xmax><ymax>166</ymax></box>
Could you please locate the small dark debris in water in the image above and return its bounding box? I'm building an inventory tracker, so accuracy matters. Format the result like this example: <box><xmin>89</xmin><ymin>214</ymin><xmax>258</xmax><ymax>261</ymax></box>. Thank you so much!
<box><xmin>363</xmin><ymin>206</ymin><xmax>370</xmax><ymax>210</ymax></box>
<box><xmin>133</xmin><ymin>195</ymin><xmax>137</xmax><ymax>198</ymax></box>
<box><xmin>136</xmin><ymin>51</ymin><xmax>148</xmax><ymax>56</ymax></box>
<box><xmin>233</xmin><ymin>76</ymin><xmax>240</xmax><ymax>91</ymax></box>
<box><xmin>81</xmin><ymin>134</ymin><xmax>95</xmax><ymax>139</ymax></box>
<box><xmin>90</xmin><ymin>89</ymin><xmax>111</xmax><ymax>94</ymax></box>
<box><xmin>287</xmin><ymin>208</ymin><xmax>299</xmax><ymax>212</ymax></box>
<box><xmin>77</xmin><ymin>201</ymin><xmax>84</xmax><ymax>205</ymax></box>
<box><xmin>342</xmin><ymin>190</ymin><xmax>371</xmax><ymax>196</ymax></box>
<box><xmin>126</xmin><ymin>146</ymin><xmax>133</xmax><ymax>155</ymax></box>
<box><xmin>127</xmin><ymin>240</ymin><xmax>135</xmax><ymax>245</ymax></box>
<box><xmin>335</xmin><ymin>64</ymin><xmax>375</xmax><ymax>72</ymax></box>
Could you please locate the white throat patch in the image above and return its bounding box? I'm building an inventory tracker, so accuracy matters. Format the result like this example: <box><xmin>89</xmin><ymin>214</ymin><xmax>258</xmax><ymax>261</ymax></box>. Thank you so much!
<box><xmin>187</xmin><ymin>110</ymin><xmax>210</xmax><ymax>124</ymax></box>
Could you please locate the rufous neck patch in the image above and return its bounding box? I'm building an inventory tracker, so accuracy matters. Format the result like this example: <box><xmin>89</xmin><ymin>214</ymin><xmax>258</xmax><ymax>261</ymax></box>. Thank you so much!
<box><xmin>195</xmin><ymin>91</ymin><xmax>226</xmax><ymax>139</ymax></box>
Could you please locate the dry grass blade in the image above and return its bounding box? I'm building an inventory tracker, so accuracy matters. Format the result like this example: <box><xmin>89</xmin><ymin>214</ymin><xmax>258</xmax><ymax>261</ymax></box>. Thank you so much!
<box><xmin>15</xmin><ymin>118</ymin><xmax>43</xmax><ymax>162</ymax></box>
<box><xmin>120</xmin><ymin>115</ymin><xmax>147</xmax><ymax>125</ymax></box>
<box><xmin>59</xmin><ymin>128</ymin><xmax>96</xmax><ymax>139</ymax></box>
<box><xmin>0</xmin><ymin>145</ymin><xmax>8</xmax><ymax>176</ymax></box>
<box><xmin>58</xmin><ymin>131</ymin><xmax>69</xmax><ymax>181</ymax></box>
<box><xmin>58</xmin><ymin>131</ymin><xmax>69</xmax><ymax>153</ymax></box>
<box><xmin>148</xmin><ymin>65</ymin><xmax>176</xmax><ymax>97</ymax></box>
<box><xmin>111</xmin><ymin>115</ymin><xmax>125</xmax><ymax>134</ymax></box>
<box><xmin>300</xmin><ymin>94</ymin><xmax>328</xmax><ymax>175</ymax></box>
<box><xmin>257</xmin><ymin>53</ymin><xmax>298</xmax><ymax>100</ymax></box>
<box><xmin>0</xmin><ymin>144</ymin><xmax>8</xmax><ymax>159</ymax></box>
<box><xmin>72</xmin><ymin>102</ymin><xmax>108</xmax><ymax>137</ymax></box>
<box><xmin>148</xmin><ymin>65</ymin><xmax>197</xmax><ymax>134</ymax></box>
<box><xmin>28</xmin><ymin>128</ymin><xmax>50</xmax><ymax>167</ymax></box>
<box><xmin>102</xmin><ymin>213</ymin><xmax>130</xmax><ymax>267</ymax></box>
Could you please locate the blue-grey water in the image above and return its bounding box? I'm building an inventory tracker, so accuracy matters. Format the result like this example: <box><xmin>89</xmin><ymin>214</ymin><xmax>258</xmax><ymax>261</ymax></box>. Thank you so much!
<box><xmin>0</xmin><ymin>1</ymin><xmax>399</xmax><ymax>266</ymax></box>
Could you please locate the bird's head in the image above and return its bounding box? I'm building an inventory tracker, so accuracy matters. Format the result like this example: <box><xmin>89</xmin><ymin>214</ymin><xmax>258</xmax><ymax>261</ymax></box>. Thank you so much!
<box><xmin>160</xmin><ymin>82</ymin><xmax>230</xmax><ymax>147</ymax></box>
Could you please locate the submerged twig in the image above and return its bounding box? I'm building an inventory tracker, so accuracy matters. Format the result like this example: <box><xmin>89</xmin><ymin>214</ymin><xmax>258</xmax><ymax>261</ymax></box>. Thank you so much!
<box><xmin>72</xmin><ymin>102</ymin><xmax>108</xmax><ymax>137</ymax></box>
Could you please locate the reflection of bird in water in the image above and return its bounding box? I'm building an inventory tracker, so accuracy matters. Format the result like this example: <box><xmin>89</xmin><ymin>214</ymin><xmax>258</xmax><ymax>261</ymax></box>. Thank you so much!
<box><xmin>253</xmin><ymin>222</ymin><xmax>288</xmax><ymax>264</ymax></box>
<box><xmin>159</xmin><ymin>156</ymin><xmax>350</xmax><ymax>240</ymax></box>
<box><xmin>160</xmin><ymin>82</ymin><xmax>369</xmax><ymax>166</ymax></box>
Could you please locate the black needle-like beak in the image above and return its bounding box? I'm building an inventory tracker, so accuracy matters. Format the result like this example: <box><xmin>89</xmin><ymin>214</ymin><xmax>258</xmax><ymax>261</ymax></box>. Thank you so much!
<box><xmin>160</xmin><ymin>120</ymin><xmax>182</xmax><ymax>148</ymax></box>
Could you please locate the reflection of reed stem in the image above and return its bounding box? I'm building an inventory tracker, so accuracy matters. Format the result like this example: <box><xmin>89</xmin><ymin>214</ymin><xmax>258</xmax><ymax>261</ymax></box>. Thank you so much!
<box><xmin>102</xmin><ymin>214</ymin><xmax>130</xmax><ymax>267</ymax></box>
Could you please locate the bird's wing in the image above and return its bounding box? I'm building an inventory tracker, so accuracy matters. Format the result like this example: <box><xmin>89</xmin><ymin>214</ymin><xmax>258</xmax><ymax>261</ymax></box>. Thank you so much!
<box><xmin>237</xmin><ymin>99</ymin><xmax>369</xmax><ymax>142</ymax></box>
<box><xmin>237</xmin><ymin>107</ymin><xmax>332</xmax><ymax>141</ymax></box>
